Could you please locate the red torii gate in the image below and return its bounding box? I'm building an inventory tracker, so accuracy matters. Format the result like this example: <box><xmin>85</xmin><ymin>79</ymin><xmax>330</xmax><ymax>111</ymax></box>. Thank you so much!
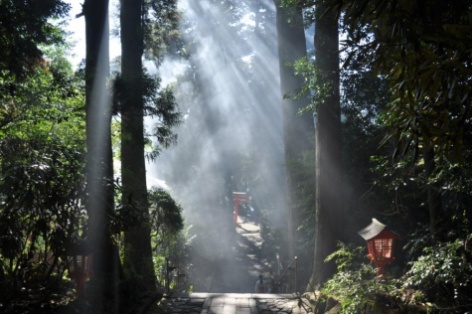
<box><xmin>232</xmin><ymin>192</ymin><xmax>250</xmax><ymax>223</ymax></box>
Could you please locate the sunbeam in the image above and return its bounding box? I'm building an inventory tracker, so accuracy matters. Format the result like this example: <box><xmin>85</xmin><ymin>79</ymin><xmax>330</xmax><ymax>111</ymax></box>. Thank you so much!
<box><xmin>148</xmin><ymin>0</ymin><xmax>289</xmax><ymax>292</ymax></box>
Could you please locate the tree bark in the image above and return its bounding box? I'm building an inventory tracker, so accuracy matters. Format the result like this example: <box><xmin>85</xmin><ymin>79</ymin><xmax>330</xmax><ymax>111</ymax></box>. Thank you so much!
<box><xmin>274</xmin><ymin>0</ymin><xmax>313</xmax><ymax>259</ymax></box>
<box><xmin>308</xmin><ymin>2</ymin><xmax>343</xmax><ymax>289</ymax></box>
<box><xmin>120</xmin><ymin>0</ymin><xmax>157</xmax><ymax>299</ymax></box>
<box><xmin>84</xmin><ymin>0</ymin><xmax>120</xmax><ymax>312</ymax></box>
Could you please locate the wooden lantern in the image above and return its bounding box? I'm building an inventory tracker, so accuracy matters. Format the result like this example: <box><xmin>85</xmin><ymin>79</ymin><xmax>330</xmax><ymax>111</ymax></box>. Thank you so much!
<box><xmin>358</xmin><ymin>218</ymin><xmax>400</xmax><ymax>276</ymax></box>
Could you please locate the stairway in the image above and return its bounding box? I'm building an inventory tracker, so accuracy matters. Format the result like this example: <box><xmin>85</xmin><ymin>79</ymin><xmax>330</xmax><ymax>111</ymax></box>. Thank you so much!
<box><xmin>159</xmin><ymin>293</ymin><xmax>313</xmax><ymax>314</ymax></box>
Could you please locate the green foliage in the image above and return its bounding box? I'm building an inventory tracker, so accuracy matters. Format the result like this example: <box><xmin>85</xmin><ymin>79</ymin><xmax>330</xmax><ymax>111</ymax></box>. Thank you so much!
<box><xmin>0</xmin><ymin>130</ymin><xmax>85</xmax><ymax>311</ymax></box>
<box><xmin>367</xmin><ymin>144</ymin><xmax>472</xmax><ymax>238</ymax></box>
<box><xmin>322</xmin><ymin>243</ymin><xmax>401</xmax><ymax>314</ymax></box>
<box><xmin>148</xmin><ymin>188</ymin><xmax>184</xmax><ymax>246</ymax></box>
<box><xmin>153</xmin><ymin>233</ymin><xmax>191</xmax><ymax>293</ymax></box>
<box><xmin>0</xmin><ymin>51</ymin><xmax>85</xmax><ymax>141</ymax></box>
<box><xmin>324</xmin><ymin>243</ymin><xmax>367</xmax><ymax>272</ymax></box>
<box><xmin>143</xmin><ymin>74</ymin><xmax>181</xmax><ymax>156</ymax></box>
<box><xmin>111</xmin><ymin>71</ymin><xmax>181</xmax><ymax>159</ymax></box>
<box><xmin>431</xmin><ymin>150</ymin><xmax>472</xmax><ymax>236</ymax></box>
<box><xmin>404</xmin><ymin>237</ymin><xmax>472</xmax><ymax>309</ymax></box>
<box><xmin>0</xmin><ymin>41</ymin><xmax>86</xmax><ymax>311</ymax></box>
<box><xmin>337</xmin><ymin>0</ymin><xmax>472</xmax><ymax>162</ymax></box>
<box><xmin>279</xmin><ymin>2</ymin><xmax>472</xmax><ymax>303</ymax></box>
<box><xmin>292</xmin><ymin>56</ymin><xmax>326</xmax><ymax>114</ymax></box>
<box><xmin>115</xmin><ymin>187</ymin><xmax>186</xmax><ymax>290</ymax></box>
<box><xmin>322</xmin><ymin>240</ymin><xmax>472</xmax><ymax>313</ymax></box>
<box><xmin>368</xmin><ymin>155</ymin><xmax>423</xmax><ymax>218</ymax></box>
<box><xmin>0</xmin><ymin>0</ymin><xmax>69</xmax><ymax>80</ymax></box>
<box><xmin>114</xmin><ymin>188</ymin><xmax>183</xmax><ymax>237</ymax></box>
<box><xmin>143</xmin><ymin>0</ymin><xmax>182</xmax><ymax>63</ymax></box>
<box><xmin>0</xmin><ymin>139</ymin><xmax>84</xmax><ymax>310</ymax></box>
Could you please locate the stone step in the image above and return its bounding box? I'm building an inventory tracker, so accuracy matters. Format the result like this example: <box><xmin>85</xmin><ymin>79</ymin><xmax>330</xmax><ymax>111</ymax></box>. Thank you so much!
<box><xmin>159</xmin><ymin>293</ymin><xmax>314</xmax><ymax>314</ymax></box>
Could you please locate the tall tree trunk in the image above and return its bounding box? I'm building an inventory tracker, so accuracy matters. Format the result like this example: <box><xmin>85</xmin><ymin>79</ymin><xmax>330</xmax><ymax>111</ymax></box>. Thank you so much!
<box><xmin>274</xmin><ymin>0</ymin><xmax>313</xmax><ymax>259</ymax></box>
<box><xmin>84</xmin><ymin>0</ymin><xmax>120</xmax><ymax>312</ymax></box>
<box><xmin>120</xmin><ymin>0</ymin><xmax>157</xmax><ymax>301</ymax></box>
<box><xmin>308</xmin><ymin>2</ymin><xmax>343</xmax><ymax>289</ymax></box>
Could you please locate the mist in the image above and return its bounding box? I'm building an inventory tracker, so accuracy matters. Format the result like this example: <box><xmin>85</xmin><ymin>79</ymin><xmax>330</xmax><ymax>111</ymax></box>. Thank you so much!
<box><xmin>147</xmin><ymin>0</ymin><xmax>288</xmax><ymax>291</ymax></box>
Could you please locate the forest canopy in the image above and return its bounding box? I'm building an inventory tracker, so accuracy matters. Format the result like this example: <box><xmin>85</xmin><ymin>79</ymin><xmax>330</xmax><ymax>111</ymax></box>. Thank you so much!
<box><xmin>1</xmin><ymin>0</ymin><xmax>472</xmax><ymax>313</ymax></box>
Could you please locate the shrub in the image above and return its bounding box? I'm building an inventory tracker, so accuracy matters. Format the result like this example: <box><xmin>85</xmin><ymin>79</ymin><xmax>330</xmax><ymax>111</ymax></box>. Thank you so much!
<box><xmin>322</xmin><ymin>242</ymin><xmax>401</xmax><ymax>314</ymax></box>
<box><xmin>404</xmin><ymin>237</ymin><xmax>472</xmax><ymax>310</ymax></box>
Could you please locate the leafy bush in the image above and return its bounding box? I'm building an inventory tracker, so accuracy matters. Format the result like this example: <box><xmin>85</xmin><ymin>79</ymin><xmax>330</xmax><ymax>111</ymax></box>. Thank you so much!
<box><xmin>0</xmin><ymin>137</ymin><xmax>85</xmax><ymax>305</ymax></box>
<box><xmin>0</xmin><ymin>53</ymin><xmax>86</xmax><ymax>311</ymax></box>
<box><xmin>148</xmin><ymin>188</ymin><xmax>189</xmax><ymax>292</ymax></box>
<box><xmin>404</xmin><ymin>237</ymin><xmax>472</xmax><ymax>310</ymax></box>
<box><xmin>322</xmin><ymin>243</ymin><xmax>401</xmax><ymax>314</ymax></box>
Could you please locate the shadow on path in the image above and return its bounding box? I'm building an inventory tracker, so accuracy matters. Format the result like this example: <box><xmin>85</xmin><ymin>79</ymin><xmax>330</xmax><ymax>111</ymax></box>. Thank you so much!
<box><xmin>207</xmin><ymin>216</ymin><xmax>270</xmax><ymax>293</ymax></box>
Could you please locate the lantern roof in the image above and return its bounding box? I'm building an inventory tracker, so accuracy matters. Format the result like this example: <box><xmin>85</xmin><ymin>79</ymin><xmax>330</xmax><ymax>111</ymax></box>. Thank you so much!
<box><xmin>233</xmin><ymin>191</ymin><xmax>250</xmax><ymax>202</ymax></box>
<box><xmin>358</xmin><ymin>218</ymin><xmax>387</xmax><ymax>241</ymax></box>
<box><xmin>233</xmin><ymin>192</ymin><xmax>247</xmax><ymax>195</ymax></box>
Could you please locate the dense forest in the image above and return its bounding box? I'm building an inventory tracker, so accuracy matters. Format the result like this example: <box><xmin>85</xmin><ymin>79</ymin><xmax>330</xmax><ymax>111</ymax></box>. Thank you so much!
<box><xmin>0</xmin><ymin>0</ymin><xmax>471</xmax><ymax>313</ymax></box>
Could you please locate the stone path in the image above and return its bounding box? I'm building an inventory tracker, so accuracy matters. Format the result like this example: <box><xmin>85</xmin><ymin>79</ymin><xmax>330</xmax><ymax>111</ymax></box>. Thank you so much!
<box><xmin>159</xmin><ymin>293</ymin><xmax>314</xmax><ymax>314</ymax></box>
<box><xmin>195</xmin><ymin>216</ymin><xmax>271</xmax><ymax>293</ymax></box>
<box><xmin>157</xmin><ymin>215</ymin><xmax>316</xmax><ymax>313</ymax></box>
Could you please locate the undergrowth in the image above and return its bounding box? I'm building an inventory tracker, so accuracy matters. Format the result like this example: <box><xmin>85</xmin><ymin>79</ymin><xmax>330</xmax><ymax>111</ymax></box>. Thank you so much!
<box><xmin>321</xmin><ymin>239</ymin><xmax>472</xmax><ymax>314</ymax></box>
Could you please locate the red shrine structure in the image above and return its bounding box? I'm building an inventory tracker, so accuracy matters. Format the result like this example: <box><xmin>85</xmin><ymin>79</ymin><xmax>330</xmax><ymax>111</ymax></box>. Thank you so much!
<box><xmin>358</xmin><ymin>218</ymin><xmax>401</xmax><ymax>276</ymax></box>
<box><xmin>232</xmin><ymin>192</ymin><xmax>250</xmax><ymax>223</ymax></box>
<box><xmin>67</xmin><ymin>242</ymin><xmax>93</xmax><ymax>299</ymax></box>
